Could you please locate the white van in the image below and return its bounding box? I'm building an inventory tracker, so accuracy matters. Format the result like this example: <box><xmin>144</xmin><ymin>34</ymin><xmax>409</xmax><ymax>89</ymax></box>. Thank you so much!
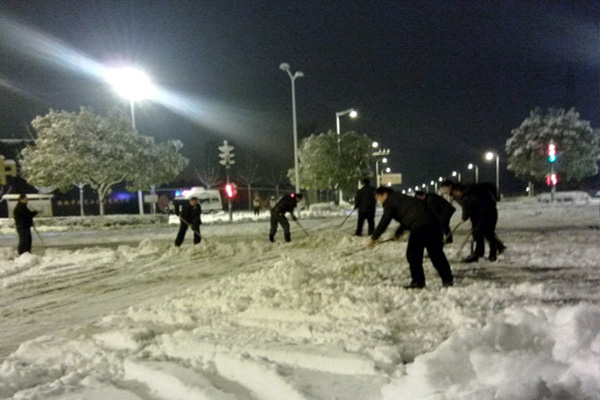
<box><xmin>168</xmin><ymin>187</ymin><xmax>223</xmax><ymax>224</ymax></box>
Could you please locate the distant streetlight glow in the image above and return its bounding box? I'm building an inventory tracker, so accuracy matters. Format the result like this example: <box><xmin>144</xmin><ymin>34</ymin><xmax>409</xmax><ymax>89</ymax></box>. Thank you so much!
<box><xmin>468</xmin><ymin>163</ymin><xmax>479</xmax><ymax>183</ymax></box>
<box><xmin>382</xmin><ymin>157</ymin><xmax>388</xmax><ymax>163</ymax></box>
<box><xmin>372</xmin><ymin>141</ymin><xmax>379</xmax><ymax>148</ymax></box>
<box><xmin>385</xmin><ymin>167</ymin><xmax>391</xmax><ymax>173</ymax></box>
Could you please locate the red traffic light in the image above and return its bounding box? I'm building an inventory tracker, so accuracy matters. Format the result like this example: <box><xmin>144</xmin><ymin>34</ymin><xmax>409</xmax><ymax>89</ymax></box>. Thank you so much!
<box><xmin>225</xmin><ymin>183</ymin><xmax>237</xmax><ymax>198</ymax></box>
<box><xmin>546</xmin><ymin>173</ymin><xmax>558</xmax><ymax>186</ymax></box>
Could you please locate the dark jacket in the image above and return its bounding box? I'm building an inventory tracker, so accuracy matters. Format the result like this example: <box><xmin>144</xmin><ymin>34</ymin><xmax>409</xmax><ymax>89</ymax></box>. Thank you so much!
<box><xmin>14</xmin><ymin>202</ymin><xmax>37</xmax><ymax>229</ymax></box>
<box><xmin>372</xmin><ymin>192</ymin><xmax>437</xmax><ymax>240</ymax></box>
<box><xmin>354</xmin><ymin>184</ymin><xmax>376</xmax><ymax>213</ymax></box>
<box><xmin>423</xmin><ymin>193</ymin><xmax>455</xmax><ymax>227</ymax></box>
<box><xmin>459</xmin><ymin>183</ymin><xmax>497</xmax><ymax>222</ymax></box>
<box><xmin>175</xmin><ymin>201</ymin><xmax>202</xmax><ymax>225</ymax></box>
<box><xmin>271</xmin><ymin>195</ymin><xmax>298</xmax><ymax>217</ymax></box>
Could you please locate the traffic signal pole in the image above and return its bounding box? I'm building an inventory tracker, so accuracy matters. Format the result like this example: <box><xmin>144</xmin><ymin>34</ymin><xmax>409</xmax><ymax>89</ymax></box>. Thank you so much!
<box><xmin>226</xmin><ymin>169</ymin><xmax>232</xmax><ymax>222</ymax></box>
<box><xmin>219</xmin><ymin>140</ymin><xmax>235</xmax><ymax>222</ymax></box>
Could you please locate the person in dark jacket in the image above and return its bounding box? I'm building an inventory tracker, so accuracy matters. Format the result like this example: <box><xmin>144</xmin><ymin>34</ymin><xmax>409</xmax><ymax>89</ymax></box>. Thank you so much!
<box><xmin>415</xmin><ymin>191</ymin><xmax>456</xmax><ymax>243</ymax></box>
<box><xmin>13</xmin><ymin>194</ymin><xmax>38</xmax><ymax>255</ymax></box>
<box><xmin>354</xmin><ymin>178</ymin><xmax>376</xmax><ymax>236</ymax></box>
<box><xmin>269</xmin><ymin>193</ymin><xmax>303</xmax><ymax>242</ymax></box>
<box><xmin>367</xmin><ymin>187</ymin><xmax>454</xmax><ymax>289</ymax></box>
<box><xmin>441</xmin><ymin>181</ymin><xmax>505</xmax><ymax>262</ymax></box>
<box><xmin>174</xmin><ymin>197</ymin><xmax>202</xmax><ymax>247</ymax></box>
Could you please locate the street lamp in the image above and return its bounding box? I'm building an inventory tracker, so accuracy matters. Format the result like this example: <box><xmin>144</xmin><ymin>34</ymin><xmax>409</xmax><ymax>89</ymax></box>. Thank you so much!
<box><xmin>431</xmin><ymin>180</ymin><xmax>437</xmax><ymax>192</ymax></box>
<box><xmin>485</xmin><ymin>151</ymin><xmax>500</xmax><ymax>197</ymax></box>
<box><xmin>334</xmin><ymin>108</ymin><xmax>357</xmax><ymax>203</ymax></box>
<box><xmin>452</xmin><ymin>170</ymin><xmax>462</xmax><ymax>182</ymax></box>
<box><xmin>106</xmin><ymin>67</ymin><xmax>156</xmax><ymax>130</ymax></box>
<box><xmin>335</xmin><ymin>108</ymin><xmax>358</xmax><ymax>135</ymax></box>
<box><xmin>280</xmin><ymin>62</ymin><xmax>304</xmax><ymax>194</ymax></box>
<box><xmin>106</xmin><ymin>66</ymin><xmax>156</xmax><ymax>215</ymax></box>
<box><xmin>373</xmin><ymin>148</ymin><xmax>390</xmax><ymax>187</ymax></box>
<box><xmin>468</xmin><ymin>163</ymin><xmax>479</xmax><ymax>183</ymax></box>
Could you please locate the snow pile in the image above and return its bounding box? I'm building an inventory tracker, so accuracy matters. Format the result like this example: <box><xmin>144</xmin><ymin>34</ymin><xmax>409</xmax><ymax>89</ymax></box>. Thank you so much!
<box><xmin>0</xmin><ymin>214</ymin><xmax>168</xmax><ymax>234</ymax></box>
<box><xmin>383</xmin><ymin>304</ymin><xmax>600</xmax><ymax>400</ymax></box>
<box><xmin>0</xmin><ymin>202</ymin><xmax>599</xmax><ymax>399</ymax></box>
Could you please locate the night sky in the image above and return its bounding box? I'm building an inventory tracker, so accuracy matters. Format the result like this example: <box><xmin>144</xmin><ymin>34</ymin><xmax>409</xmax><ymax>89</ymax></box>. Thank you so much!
<box><xmin>1</xmin><ymin>0</ymin><xmax>600</xmax><ymax>194</ymax></box>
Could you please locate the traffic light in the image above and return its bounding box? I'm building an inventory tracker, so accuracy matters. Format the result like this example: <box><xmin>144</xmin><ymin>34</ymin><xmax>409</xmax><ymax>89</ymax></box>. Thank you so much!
<box><xmin>218</xmin><ymin>140</ymin><xmax>235</xmax><ymax>168</ymax></box>
<box><xmin>225</xmin><ymin>183</ymin><xmax>237</xmax><ymax>198</ymax></box>
<box><xmin>546</xmin><ymin>173</ymin><xmax>558</xmax><ymax>186</ymax></box>
<box><xmin>547</xmin><ymin>142</ymin><xmax>557</xmax><ymax>163</ymax></box>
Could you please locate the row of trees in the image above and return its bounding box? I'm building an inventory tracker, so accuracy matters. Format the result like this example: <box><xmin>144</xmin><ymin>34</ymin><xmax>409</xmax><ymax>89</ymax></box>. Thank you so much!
<box><xmin>20</xmin><ymin>107</ymin><xmax>188</xmax><ymax>215</ymax></box>
<box><xmin>18</xmin><ymin>105</ymin><xmax>599</xmax><ymax>215</ymax></box>
<box><xmin>506</xmin><ymin>108</ymin><xmax>600</xmax><ymax>186</ymax></box>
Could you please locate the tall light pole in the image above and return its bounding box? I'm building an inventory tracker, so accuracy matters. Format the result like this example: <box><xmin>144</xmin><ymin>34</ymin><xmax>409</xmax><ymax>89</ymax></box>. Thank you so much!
<box><xmin>485</xmin><ymin>151</ymin><xmax>500</xmax><ymax>198</ymax></box>
<box><xmin>335</xmin><ymin>108</ymin><xmax>358</xmax><ymax>135</ymax></box>
<box><xmin>372</xmin><ymin>142</ymin><xmax>389</xmax><ymax>187</ymax></box>
<box><xmin>468</xmin><ymin>163</ymin><xmax>479</xmax><ymax>183</ymax></box>
<box><xmin>280</xmin><ymin>63</ymin><xmax>304</xmax><ymax>195</ymax></box>
<box><xmin>106</xmin><ymin>66</ymin><xmax>156</xmax><ymax>215</ymax></box>
<box><xmin>334</xmin><ymin>108</ymin><xmax>358</xmax><ymax>203</ymax></box>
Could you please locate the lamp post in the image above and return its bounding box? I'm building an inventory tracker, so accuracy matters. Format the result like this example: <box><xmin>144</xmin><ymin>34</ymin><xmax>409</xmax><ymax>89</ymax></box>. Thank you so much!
<box><xmin>334</xmin><ymin>108</ymin><xmax>357</xmax><ymax>203</ymax></box>
<box><xmin>452</xmin><ymin>170</ymin><xmax>462</xmax><ymax>182</ymax></box>
<box><xmin>372</xmin><ymin>142</ymin><xmax>389</xmax><ymax>187</ymax></box>
<box><xmin>431</xmin><ymin>180</ymin><xmax>437</xmax><ymax>192</ymax></box>
<box><xmin>468</xmin><ymin>163</ymin><xmax>479</xmax><ymax>183</ymax></box>
<box><xmin>280</xmin><ymin>63</ymin><xmax>304</xmax><ymax>195</ymax></box>
<box><xmin>106</xmin><ymin>66</ymin><xmax>156</xmax><ymax>215</ymax></box>
<box><xmin>335</xmin><ymin>109</ymin><xmax>358</xmax><ymax>135</ymax></box>
<box><xmin>485</xmin><ymin>151</ymin><xmax>500</xmax><ymax>198</ymax></box>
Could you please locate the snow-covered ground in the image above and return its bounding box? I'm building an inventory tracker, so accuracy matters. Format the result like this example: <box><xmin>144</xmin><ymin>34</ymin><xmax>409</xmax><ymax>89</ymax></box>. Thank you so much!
<box><xmin>0</xmin><ymin>200</ymin><xmax>599</xmax><ymax>399</ymax></box>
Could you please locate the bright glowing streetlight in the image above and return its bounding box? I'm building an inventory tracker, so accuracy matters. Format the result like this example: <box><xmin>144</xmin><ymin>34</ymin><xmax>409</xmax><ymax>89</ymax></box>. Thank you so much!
<box><xmin>372</xmin><ymin>141</ymin><xmax>379</xmax><ymax>148</ymax></box>
<box><xmin>452</xmin><ymin>170</ymin><xmax>462</xmax><ymax>182</ymax></box>
<box><xmin>335</xmin><ymin>108</ymin><xmax>358</xmax><ymax>135</ymax></box>
<box><xmin>106</xmin><ymin>67</ymin><xmax>156</xmax><ymax>130</ymax></box>
<box><xmin>106</xmin><ymin>66</ymin><xmax>156</xmax><ymax>215</ymax></box>
<box><xmin>485</xmin><ymin>151</ymin><xmax>500</xmax><ymax>197</ymax></box>
<box><xmin>280</xmin><ymin>62</ymin><xmax>304</xmax><ymax>194</ymax></box>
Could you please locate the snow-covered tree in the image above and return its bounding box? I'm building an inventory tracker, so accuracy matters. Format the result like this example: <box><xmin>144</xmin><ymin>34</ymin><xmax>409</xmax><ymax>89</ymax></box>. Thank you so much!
<box><xmin>506</xmin><ymin>108</ymin><xmax>600</xmax><ymax>184</ymax></box>
<box><xmin>291</xmin><ymin>130</ymin><xmax>373</xmax><ymax>196</ymax></box>
<box><xmin>21</xmin><ymin>107</ymin><xmax>188</xmax><ymax>215</ymax></box>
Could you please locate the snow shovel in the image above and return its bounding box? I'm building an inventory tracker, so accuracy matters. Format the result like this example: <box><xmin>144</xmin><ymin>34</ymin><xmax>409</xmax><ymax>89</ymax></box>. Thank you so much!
<box><xmin>337</xmin><ymin>208</ymin><xmax>355</xmax><ymax>228</ymax></box>
<box><xmin>293</xmin><ymin>219</ymin><xmax>310</xmax><ymax>237</ymax></box>
<box><xmin>453</xmin><ymin>231</ymin><xmax>473</xmax><ymax>259</ymax></box>
<box><xmin>179</xmin><ymin>216</ymin><xmax>204</xmax><ymax>242</ymax></box>
<box><xmin>444</xmin><ymin>220</ymin><xmax>465</xmax><ymax>245</ymax></box>
<box><xmin>33</xmin><ymin>225</ymin><xmax>46</xmax><ymax>250</ymax></box>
